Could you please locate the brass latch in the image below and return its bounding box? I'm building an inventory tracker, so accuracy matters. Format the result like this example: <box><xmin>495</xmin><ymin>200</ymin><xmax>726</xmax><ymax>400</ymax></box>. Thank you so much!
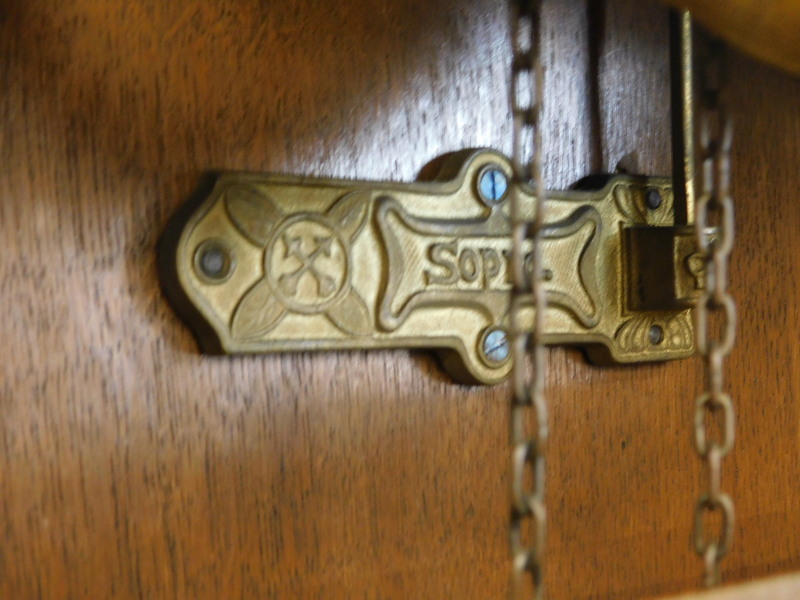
<box><xmin>159</xmin><ymin>149</ymin><xmax>704</xmax><ymax>384</ymax></box>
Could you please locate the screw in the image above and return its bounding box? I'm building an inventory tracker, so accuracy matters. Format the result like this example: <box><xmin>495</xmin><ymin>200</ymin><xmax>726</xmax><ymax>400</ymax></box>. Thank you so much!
<box><xmin>477</xmin><ymin>166</ymin><xmax>509</xmax><ymax>204</ymax></box>
<box><xmin>649</xmin><ymin>324</ymin><xmax>664</xmax><ymax>345</ymax></box>
<box><xmin>195</xmin><ymin>241</ymin><xmax>232</xmax><ymax>281</ymax></box>
<box><xmin>482</xmin><ymin>328</ymin><xmax>510</xmax><ymax>364</ymax></box>
<box><xmin>645</xmin><ymin>188</ymin><xmax>662</xmax><ymax>210</ymax></box>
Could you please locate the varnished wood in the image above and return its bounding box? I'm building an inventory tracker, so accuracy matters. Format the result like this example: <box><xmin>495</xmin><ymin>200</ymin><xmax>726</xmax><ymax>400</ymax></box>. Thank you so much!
<box><xmin>0</xmin><ymin>1</ymin><xmax>798</xmax><ymax>599</ymax></box>
<box><xmin>663</xmin><ymin>0</ymin><xmax>800</xmax><ymax>75</ymax></box>
<box><xmin>658</xmin><ymin>573</ymin><xmax>800</xmax><ymax>600</ymax></box>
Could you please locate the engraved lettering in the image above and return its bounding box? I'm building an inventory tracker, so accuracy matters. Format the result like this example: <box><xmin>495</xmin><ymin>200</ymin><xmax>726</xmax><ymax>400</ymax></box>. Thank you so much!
<box><xmin>458</xmin><ymin>248</ymin><xmax>480</xmax><ymax>283</ymax></box>
<box><xmin>480</xmin><ymin>248</ymin><xmax>501</xmax><ymax>286</ymax></box>
<box><xmin>500</xmin><ymin>247</ymin><xmax>546</xmax><ymax>285</ymax></box>
<box><xmin>502</xmin><ymin>249</ymin><xmax>513</xmax><ymax>284</ymax></box>
<box><xmin>423</xmin><ymin>239</ymin><xmax>558</xmax><ymax>290</ymax></box>
<box><xmin>524</xmin><ymin>251</ymin><xmax>535</xmax><ymax>278</ymax></box>
<box><xmin>426</xmin><ymin>242</ymin><xmax>511</xmax><ymax>288</ymax></box>
<box><xmin>425</xmin><ymin>241</ymin><xmax>459</xmax><ymax>285</ymax></box>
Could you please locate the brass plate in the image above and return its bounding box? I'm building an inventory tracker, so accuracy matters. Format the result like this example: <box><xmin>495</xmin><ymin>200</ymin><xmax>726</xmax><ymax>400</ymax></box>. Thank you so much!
<box><xmin>159</xmin><ymin>149</ymin><xmax>695</xmax><ymax>384</ymax></box>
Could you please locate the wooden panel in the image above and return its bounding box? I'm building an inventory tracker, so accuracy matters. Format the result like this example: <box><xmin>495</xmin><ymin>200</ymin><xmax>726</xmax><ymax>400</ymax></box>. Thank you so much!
<box><xmin>659</xmin><ymin>573</ymin><xmax>800</xmax><ymax>600</ymax></box>
<box><xmin>0</xmin><ymin>1</ymin><xmax>798</xmax><ymax>599</ymax></box>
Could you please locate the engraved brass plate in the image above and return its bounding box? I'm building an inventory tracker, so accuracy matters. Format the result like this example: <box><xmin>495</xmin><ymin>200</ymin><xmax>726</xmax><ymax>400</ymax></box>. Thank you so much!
<box><xmin>159</xmin><ymin>150</ymin><xmax>697</xmax><ymax>384</ymax></box>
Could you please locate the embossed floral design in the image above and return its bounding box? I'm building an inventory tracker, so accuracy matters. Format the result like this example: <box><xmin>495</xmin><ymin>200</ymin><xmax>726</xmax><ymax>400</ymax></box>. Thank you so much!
<box><xmin>615</xmin><ymin>312</ymin><xmax>693</xmax><ymax>354</ymax></box>
<box><xmin>225</xmin><ymin>186</ymin><xmax>371</xmax><ymax>338</ymax></box>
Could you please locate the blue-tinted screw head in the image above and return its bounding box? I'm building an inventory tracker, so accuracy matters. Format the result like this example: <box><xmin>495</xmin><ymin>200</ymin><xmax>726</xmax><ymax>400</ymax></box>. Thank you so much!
<box><xmin>477</xmin><ymin>166</ymin><xmax>509</xmax><ymax>205</ymax></box>
<box><xmin>482</xmin><ymin>327</ymin><xmax>510</xmax><ymax>364</ymax></box>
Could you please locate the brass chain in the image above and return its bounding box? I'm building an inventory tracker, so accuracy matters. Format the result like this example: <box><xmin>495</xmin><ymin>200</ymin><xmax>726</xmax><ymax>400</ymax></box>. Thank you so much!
<box><xmin>509</xmin><ymin>1</ymin><xmax>547</xmax><ymax>598</ymax></box>
<box><xmin>692</xmin><ymin>39</ymin><xmax>736</xmax><ymax>588</ymax></box>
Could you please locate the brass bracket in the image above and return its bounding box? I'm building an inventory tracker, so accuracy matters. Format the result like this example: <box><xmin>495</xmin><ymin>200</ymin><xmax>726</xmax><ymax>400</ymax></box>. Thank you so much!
<box><xmin>159</xmin><ymin>149</ymin><xmax>703</xmax><ymax>384</ymax></box>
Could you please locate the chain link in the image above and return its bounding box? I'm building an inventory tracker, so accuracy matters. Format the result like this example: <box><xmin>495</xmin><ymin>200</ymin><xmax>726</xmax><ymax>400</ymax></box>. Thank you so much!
<box><xmin>692</xmin><ymin>39</ymin><xmax>736</xmax><ymax>588</ymax></box>
<box><xmin>509</xmin><ymin>1</ymin><xmax>547</xmax><ymax>598</ymax></box>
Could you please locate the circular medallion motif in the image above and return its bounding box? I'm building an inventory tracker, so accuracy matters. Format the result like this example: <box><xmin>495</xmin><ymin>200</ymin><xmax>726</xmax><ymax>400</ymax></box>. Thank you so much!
<box><xmin>266</xmin><ymin>214</ymin><xmax>350</xmax><ymax>314</ymax></box>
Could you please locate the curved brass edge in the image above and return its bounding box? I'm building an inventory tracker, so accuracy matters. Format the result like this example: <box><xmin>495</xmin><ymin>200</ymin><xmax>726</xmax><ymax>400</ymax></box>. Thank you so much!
<box><xmin>174</xmin><ymin>176</ymin><xmax>251</xmax><ymax>355</ymax></box>
<box><xmin>426</xmin><ymin>147</ymin><xmax>511</xmax><ymax>185</ymax></box>
<box><xmin>438</xmin><ymin>346</ymin><xmax>509</xmax><ymax>386</ymax></box>
<box><xmin>202</xmin><ymin>147</ymin><xmax>507</xmax><ymax>199</ymax></box>
<box><xmin>198</xmin><ymin>336</ymin><xmax>511</xmax><ymax>386</ymax></box>
<box><xmin>157</xmin><ymin>172</ymin><xmax>228</xmax><ymax>355</ymax></box>
<box><xmin>582</xmin><ymin>341</ymin><xmax>695</xmax><ymax>366</ymax></box>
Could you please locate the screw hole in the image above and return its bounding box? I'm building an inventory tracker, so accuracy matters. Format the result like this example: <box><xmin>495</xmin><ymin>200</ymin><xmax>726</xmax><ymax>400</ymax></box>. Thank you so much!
<box><xmin>194</xmin><ymin>240</ymin><xmax>234</xmax><ymax>283</ymax></box>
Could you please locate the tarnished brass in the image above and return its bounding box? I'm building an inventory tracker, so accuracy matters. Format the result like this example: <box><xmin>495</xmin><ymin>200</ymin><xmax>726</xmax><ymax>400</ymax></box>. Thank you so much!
<box><xmin>625</xmin><ymin>225</ymin><xmax>707</xmax><ymax>311</ymax></box>
<box><xmin>159</xmin><ymin>149</ymin><xmax>700</xmax><ymax>384</ymax></box>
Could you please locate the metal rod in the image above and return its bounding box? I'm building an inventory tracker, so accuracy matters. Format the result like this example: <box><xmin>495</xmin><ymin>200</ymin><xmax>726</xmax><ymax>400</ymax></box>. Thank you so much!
<box><xmin>670</xmin><ymin>9</ymin><xmax>695</xmax><ymax>225</ymax></box>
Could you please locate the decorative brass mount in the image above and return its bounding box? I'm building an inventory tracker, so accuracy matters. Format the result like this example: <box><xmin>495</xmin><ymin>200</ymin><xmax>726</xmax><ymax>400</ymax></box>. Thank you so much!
<box><xmin>159</xmin><ymin>149</ymin><xmax>704</xmax><ymax>384</ymax></box>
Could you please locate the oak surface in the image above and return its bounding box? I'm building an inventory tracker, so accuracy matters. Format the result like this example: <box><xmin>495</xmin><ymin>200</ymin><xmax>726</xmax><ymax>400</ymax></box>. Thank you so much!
<box><xmin>659</xmin><ymin>573</ymin><xmax>800</xmax><ymax>600</ymax></box>
<box><xmin>1</xmin><ymin>1</ymin><xmax>798</xmax><ymax>599</ymax></box>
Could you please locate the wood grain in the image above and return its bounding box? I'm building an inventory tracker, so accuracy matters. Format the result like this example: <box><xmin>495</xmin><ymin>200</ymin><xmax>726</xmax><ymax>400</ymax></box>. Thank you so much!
<box><xmin>0</xmin><ymin>1</ymin><xmax>798</xmax><ymax>599</ymax></box>
<box><xmin>659</xmin><ymin>573</ymin><xmax>800</xmax><ymax>600</ymax></box>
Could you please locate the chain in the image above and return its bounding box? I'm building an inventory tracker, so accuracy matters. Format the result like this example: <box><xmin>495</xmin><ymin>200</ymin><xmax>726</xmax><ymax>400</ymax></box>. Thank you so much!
<box><xmin>692</xmin><ymin>39</ymin><xmax>736</xmax><ymax>588</ymax></box>
<box><xmin>508</xmin><ymin>1</ymin><xmax>547</xmax><ymax>599</ymax></box>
